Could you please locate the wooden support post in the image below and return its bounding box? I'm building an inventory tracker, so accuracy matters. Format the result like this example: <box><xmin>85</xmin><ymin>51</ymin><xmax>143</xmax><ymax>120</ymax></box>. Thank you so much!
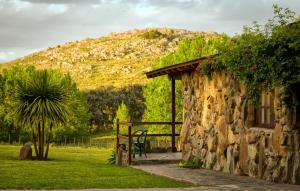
<box><xmin>128</xmin><ymin>125</ymin><xmax>132</xmax><ymax>165</ymax></box>
<box><xmin>171</xmin><ymin>77</ymin><xmax>176</xmax><ymax>152</ymax></box>
<box><xmin>116</xmin><ymin>118</ymin><xmax>120</xmax><ymax>154</ymax></box>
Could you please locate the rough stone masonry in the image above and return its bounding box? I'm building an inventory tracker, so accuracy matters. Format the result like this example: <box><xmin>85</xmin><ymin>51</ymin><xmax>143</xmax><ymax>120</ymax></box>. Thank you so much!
<box><xmin>180</xmin><ymin>70</ymin><xmax>300</xmax><ymax>184</ymax></box>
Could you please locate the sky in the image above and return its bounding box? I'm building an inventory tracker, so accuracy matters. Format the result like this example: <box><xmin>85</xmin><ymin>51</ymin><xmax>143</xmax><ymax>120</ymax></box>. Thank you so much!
<box><xmin>0</xmin><ymin>0</ymin><xmax>299</xmax><ymax>63</ymax></box>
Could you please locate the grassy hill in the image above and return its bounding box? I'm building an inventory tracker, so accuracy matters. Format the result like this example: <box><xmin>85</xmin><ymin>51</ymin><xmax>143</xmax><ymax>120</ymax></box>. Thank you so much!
<box><xmin>1</xmin><ymin>28</ymin><xmax>217</xmax><ymax>130</ymax></box>
<box><xmin>2</xmin><ymin>28</ymin><xmax>216</xmax><ymax>90</ymax></box>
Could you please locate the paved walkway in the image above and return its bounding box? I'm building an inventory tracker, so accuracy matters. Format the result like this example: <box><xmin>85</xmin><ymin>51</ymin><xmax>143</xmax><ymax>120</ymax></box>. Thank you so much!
<box><xmin>133</xmin><ymin>164</ymin><xmax>300</xmax><ymax>191</ymax></box>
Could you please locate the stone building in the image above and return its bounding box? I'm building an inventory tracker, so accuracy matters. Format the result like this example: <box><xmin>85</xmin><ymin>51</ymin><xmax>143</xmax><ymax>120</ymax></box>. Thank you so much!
<box><xmin>146</xmin><ymin>55</ymin><xmax>300</xmax><ymax>184</ymax></box>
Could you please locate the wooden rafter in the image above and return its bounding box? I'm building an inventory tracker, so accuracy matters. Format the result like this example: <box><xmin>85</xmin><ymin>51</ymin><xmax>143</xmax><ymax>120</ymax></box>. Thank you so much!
<box><xmin>145</xmin><ymin>54</ymin><xmax>218</xmax><ymax>78</ymax></box>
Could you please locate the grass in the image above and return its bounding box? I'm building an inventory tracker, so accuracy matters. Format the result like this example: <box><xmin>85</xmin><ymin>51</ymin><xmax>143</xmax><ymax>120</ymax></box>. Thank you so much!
<box><xmin>0</xmin><ymin>144</ymin><xmax>190</xmax><ymax>189</ymax></box>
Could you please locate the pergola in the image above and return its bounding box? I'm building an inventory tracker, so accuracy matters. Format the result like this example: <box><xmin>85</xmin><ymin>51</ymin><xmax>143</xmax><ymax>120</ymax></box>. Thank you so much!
<box><xmin>116</xmin><ymin>54</ymin><xmax>217</xmax><ymax>165</ymax></box>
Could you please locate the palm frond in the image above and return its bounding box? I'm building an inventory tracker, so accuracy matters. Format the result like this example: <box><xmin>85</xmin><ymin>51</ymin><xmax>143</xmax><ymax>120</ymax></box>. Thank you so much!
<box><xmin>15</xmin><ymin>69</ymin><xmax>71</xmax><ymax>128</ymax></box>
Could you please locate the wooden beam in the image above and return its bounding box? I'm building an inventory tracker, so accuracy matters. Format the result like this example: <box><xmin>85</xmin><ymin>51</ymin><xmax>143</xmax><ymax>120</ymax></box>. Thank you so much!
<box><xmin>119</xmin><ymin>133</ymin><xmax>180</xmax><ymax>137</ymax></box>
<box><xmin>145</xmin><ymin>54</ymin><xmax>219</xmax><ymax>78</ymax></box>
<box><xmin>171</xmin><ymin>77</ymin><xmax>176</xmax><ymax>152</ymax></box>
<box><xmin>116</xmin><ymin>118</ymin><xmax>120</xmax><ymax>154</ymax></box>
<box><xmin>117</xmin><ymin>121</ymin><xmax>183</xmax><ymax>126</ymax></box>
<box><xmin>128</xmin><ymin>125</ymin><xmax>132</xmax><ymax>165</ymax></box>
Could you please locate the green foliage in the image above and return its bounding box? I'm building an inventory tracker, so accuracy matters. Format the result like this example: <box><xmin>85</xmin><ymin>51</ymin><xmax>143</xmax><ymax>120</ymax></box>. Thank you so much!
<box><xmin>141</xmin><ymin>30</ymin><xmax>164</xmax><ymax>39</ymax></box>
<box><xmin>113</xmin><ymin>101</ymin><xmax>130</xmax><ymax>134</ymax></box>
<box><xmin>107</xmin><ymin>150</ymin><xmax>116</xmax><ymax>165</ymax></box>
<box><xmin>142</xmin><ymin>76</ymin><xmax>182</xmax><ymax>134</ymax></box>
<box><xmin>216</xmin><ymin>5</ymin><xmax>299</xmax><ymax>105</ymax></box>
<box><xmin>15</xmin><ymin>69</ymin><xmax>72</xmax><ymax>159</ymax></box>
<box><xmin>115</xmin><ymin>101</ymin><xmax>130</xmax><ymax>122</ymax></box>
<box><xmin>0</xmin><ymin>65</ymin><xmax>91</xmax><ymax>145</ymax></box>
<box><xmin>88</xmin><ymin>85</ymin><xmax>145</xmax><ymax>132</ymax></box>
<box><xmin>152</xmin><ymin>35</ymin><xmax>230</xmax><ymax>70</ymax></box>
<box><xmin>143</xmin><ymin>35</ymin><xmax>230</xmax><ymax>134</ymax></box>
<box><xmin>199</xmin><ymin>59</ymin><xmax>212</xmax><ymax>80</ymax></box>
<box><xmin>15</xmin><ymin>69</ymin><xmax>71</xmax><ymax>127</ymax></box>
<box><xmin>52</xmin><ymin>76</ymin><xmax>92</xmax><ymax>142</ymax></box>
<box><xmin>0</xmin><ymin>65</ymin><xmax>34</xmax><ymax>143</ymax></box>
<box><xmin>179</xmin><ymin>157</ymin><xmax>204</xmax><ymax>169</ymax></box>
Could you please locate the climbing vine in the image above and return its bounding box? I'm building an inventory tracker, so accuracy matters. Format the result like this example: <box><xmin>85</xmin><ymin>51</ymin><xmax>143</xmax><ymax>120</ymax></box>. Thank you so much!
<box><xmin>199</xmin><ymin>5</ymin><xmax>300</xmax><ymax>106</ymax></box>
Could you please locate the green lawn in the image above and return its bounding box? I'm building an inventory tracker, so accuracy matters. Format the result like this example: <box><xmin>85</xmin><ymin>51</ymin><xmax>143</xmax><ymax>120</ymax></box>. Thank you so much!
<box><xmin>0</xmin><ymin>145</ymin><xmax>189</xmax><ymax>189</ymax></box>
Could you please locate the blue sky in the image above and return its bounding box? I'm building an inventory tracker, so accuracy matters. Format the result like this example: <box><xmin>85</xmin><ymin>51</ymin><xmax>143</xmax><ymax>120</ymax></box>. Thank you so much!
<box><xmin>0</xmin><ymin>0</ymin><xmax>299</xmax><ymax>63</ymax></box>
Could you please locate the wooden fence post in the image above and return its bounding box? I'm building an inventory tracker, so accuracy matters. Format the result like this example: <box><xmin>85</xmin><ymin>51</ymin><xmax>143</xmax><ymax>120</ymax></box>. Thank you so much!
<box><xmin>116</xmin><ymin>118</ymin><xmax>120</xmax><ymax>154</ymax></box>
<box><xmin>128</xmin><ymin>125</ymin><xmax>132</xmax><ymax>165</ymax></box>
<box><xmin>171</xmin><ymin>77</ymin><xmax>176</xmax><ymax>152</ymax></box>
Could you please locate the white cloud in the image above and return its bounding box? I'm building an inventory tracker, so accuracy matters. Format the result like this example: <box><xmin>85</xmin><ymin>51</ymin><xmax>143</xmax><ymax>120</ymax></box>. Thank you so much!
<box><xmin>0</xmin><ymin>0</ymin><xmax>299</xmax><ymax>63</ymax></box>
<box><xmin>0</xmin><ymin>51</ymin><xmax>15</xmax><ymax>62</ymax></box>
<box><xmin>48</xmin><ymin>4</ymin><xmax>68</xmax><ymax>14</ymax></box>
<box><xmin>133</xmin><ymin>2</ymin><xmax>158</xmax><ymax>18</ymax></box>
<box><xmin>0</xmin><ymin>52</ymin><xmax>7</xmax><ymax>60</ymax></box>
<box><xmin>14</xmin><ymin>0</ymin><xmax>31</xmax><ymax>11</ymax></box>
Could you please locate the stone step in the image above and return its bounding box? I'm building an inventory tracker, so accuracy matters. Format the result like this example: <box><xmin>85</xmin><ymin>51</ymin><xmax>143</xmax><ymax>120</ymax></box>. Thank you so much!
<box><xmin>132</xmin><ymin>158</ymin><xmax>181</xmax><ymax>165</ymax></box>
<box><xmin>131</xmin><ymin>152</ymin><xmax>182</xmax><ymax>165</ymax></box>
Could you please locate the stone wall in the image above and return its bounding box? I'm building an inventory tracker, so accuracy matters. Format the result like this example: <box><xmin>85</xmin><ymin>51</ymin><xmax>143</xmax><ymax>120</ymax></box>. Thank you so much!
<box><xmin>180</xmin><ymin>70</ymin><xmax>300</xmax><ymax>184</ymax></box>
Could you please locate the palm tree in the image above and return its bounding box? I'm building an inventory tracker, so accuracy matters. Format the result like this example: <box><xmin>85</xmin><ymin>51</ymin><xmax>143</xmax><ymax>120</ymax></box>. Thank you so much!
<box><xmin>15</xmin><ymin>69</ymin><xmax>70</xmax><ymax>160</ymax></box>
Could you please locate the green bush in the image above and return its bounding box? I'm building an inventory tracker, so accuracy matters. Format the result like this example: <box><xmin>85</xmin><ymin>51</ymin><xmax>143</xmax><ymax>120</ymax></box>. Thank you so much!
<box><xmin>107</xmin><ymin>150</ymin><xmax>116</xmax><ymax>165</ymax></box>
<box><xmin>141</xmin><ymin>30</ymin><xmax>164</xmax><ymax>39</ymax></box>
<box><xmin>88</xmin><ymin>85</ymin><xmax>145</xmax><ymax>132</ymax></box>
<box><xmin>113</xmin><ymin>101</ymin><xmax>130</xmax><ymax>134</ymax></box>
<box><xmin>179</xmin><ymin>157</ymin><xmax>204</xmax><ymax>169</ymax></box>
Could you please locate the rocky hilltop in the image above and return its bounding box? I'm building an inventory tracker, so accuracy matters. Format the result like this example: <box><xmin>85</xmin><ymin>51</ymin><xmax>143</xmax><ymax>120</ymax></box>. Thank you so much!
<box><xmin>3</xmin><ymin>28</ymin><xmax>217</xmax><ymax>90</ymax></box>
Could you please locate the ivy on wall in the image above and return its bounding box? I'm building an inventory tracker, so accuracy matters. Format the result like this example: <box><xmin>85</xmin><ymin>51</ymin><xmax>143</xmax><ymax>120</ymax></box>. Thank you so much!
<box><xmin>198</xmin><ymin>5</ymin><xmax>300</xmax><ymax>106</ymax></box>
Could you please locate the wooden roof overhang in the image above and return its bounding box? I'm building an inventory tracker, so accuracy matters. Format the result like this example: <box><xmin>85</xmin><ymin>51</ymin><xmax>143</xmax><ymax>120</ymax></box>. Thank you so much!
<box><xmin>145</xmin><ymin>54</ymin><xmax>218</xmax><ymax>79</ymax></box>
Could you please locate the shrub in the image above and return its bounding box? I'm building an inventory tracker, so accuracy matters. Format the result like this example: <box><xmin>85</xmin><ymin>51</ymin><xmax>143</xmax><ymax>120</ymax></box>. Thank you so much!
<box><xmin>113</xmin><ymin>101</ymin><xmax>130</xmax><ymax>134</ymax></box>
<box><xmin>107</xmin><ymin>150</ymin><xmax>116</xmax><ymax>165</ymax></box>
<box><xmin>141</xmin><ymin>30</ymin><xmax>164</xmax><ymax>39</ymax></box>
<box><xmin>179</xmin><ymin>157</ymin><xmax>204</xmax><ymax>169</ymax></box>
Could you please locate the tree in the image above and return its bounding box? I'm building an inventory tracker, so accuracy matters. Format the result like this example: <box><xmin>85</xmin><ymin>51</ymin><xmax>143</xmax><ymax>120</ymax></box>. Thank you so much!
<box><xmin>113</xmin><ymin>101</ymin><xmax>130</xmax><ymax>134</ymax></box>
<box><xmin>88</xmin><ymin>85</ymin><xmax>145</xmax><ymax>132</ymax></box>
<box><xmin>0</xmin><ymin>65</ymin><xmax>34</xmax><ymax>143</ymax></box>
<box><xmin>52</xmin><ymin>74</ymin><xmax>92</xmax><ymax>143</ymax></box>
<box><xmin>15</xmin><ymin>69</ymin><xmax>71</xmax><ymax>160</ymax></box>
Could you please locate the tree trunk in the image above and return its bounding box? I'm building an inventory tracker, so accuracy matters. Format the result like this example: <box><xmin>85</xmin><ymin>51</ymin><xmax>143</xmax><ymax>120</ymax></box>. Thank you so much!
<box><xmin>32</xmin><ymin>129</ymin><xmax>39</xmax><ymax>157</ymax></box>
<box><xmin>38</xmin><ymin>122</ymin><xmax>42</xmax><ymax>160</ymax></box>
<box><xmin>44</xmin><ymin>123</ymin><xmax>53</xmax><ymax>160</ymax></box>
<box><xmin>41</xmin><ymin>121</ymin><xmax>45</xmax><ymax>159</ymax></box>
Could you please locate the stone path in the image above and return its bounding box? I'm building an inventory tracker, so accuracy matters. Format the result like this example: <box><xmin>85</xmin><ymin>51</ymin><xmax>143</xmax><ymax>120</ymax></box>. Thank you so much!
<box><xmin>2</xmin><ymin>189</ymin><xmax>214</xmax><ymax>191</ymax></box>
<box><xmin>133</xmin><ymin>164</ymin><xmax>300</xmax><ymax>191</ymax></box>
